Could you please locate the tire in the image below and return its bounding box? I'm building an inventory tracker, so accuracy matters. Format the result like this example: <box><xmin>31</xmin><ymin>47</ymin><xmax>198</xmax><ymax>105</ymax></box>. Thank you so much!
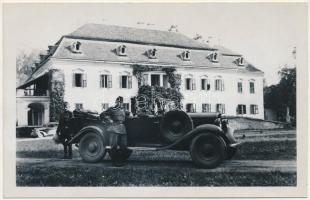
<box><xmin>226</xmin><ymin>147</ymin><xmax>237</xmax><ymax>160</ymax></box>
<box><xmin>79</xmin><ymin>132</ymin><xmax>106</xmax><ymax>163</ymax></box>
<box><xmin>160</xmin><ymin>110</ymin><xmax>193</xmax><ymax>143</ymax></box>
<box><xmin>190</xmin><ymin>133</ymin><xmax>226</xmax><ymax>169</ymax></box>
<box><xmin>109</xmin><ymin>149</ymin><xmax>132</xmax><ymax>162</ymax></box>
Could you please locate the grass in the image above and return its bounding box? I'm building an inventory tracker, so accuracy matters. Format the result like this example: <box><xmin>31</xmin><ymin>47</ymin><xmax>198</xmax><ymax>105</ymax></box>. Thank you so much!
<box><xmin>16</xmin><ymin>129</ymin><xmax>296</xmax><ymax>186</ymax></box>
<box><xmin>16</xmin><ymin>165</ymin><xmax>296</xmax><ymax>186</ymax></box>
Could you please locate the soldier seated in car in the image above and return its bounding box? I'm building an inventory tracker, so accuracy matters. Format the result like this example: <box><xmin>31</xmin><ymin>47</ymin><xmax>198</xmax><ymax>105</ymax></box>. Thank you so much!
<box><xmin>56</xmin><ymin>102</ymin><xmax>73</xmax><ymax>159</ymax></box>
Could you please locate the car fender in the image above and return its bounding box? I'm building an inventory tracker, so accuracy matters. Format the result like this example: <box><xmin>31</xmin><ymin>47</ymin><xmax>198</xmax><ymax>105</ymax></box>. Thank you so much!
<box><xmin>68</xmin><ymin>125</ymin><xmax>107</xmax><ymax>144</ymax></box>
<box><xmin>159</xmin><ymin>124</ymin><xmax>228</xmax><ymax>150</ymax></box>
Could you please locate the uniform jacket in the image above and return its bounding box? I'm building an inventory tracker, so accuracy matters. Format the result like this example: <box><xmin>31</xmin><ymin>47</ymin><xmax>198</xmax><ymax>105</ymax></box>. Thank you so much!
<box><xmin>101</xmin><ymin>106</ymin><xmax>127</xmax><ymax>135</ymax></box>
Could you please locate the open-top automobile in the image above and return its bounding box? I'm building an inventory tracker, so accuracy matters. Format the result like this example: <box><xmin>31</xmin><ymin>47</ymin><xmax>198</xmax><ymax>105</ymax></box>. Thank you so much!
<box><xmin>66</xmin><ymin>109</ymin><xmax>241</xmax><ymax>169</ymax></box>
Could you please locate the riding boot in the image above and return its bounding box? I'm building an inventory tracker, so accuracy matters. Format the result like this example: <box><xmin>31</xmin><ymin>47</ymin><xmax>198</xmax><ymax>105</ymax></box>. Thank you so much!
<box><xmin>63</xmin><ymin>144</ymin><xmax>68</xmax><ymax>159</ymax></box>
<box><xmin>68</xmin><ymin>144</ymin><xmax>73</xmax><ymax>159</ymax></box>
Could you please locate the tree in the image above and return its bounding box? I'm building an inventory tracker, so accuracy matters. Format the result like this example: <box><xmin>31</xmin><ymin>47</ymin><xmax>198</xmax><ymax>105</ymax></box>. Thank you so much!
<box><xmin>16</xmin><ymin>50</ymin><xmax>41</xmax><ymax>86</ymax></box>
<box><xmin>264</xmin><ymin>66</ymin><xmax>296</xmax><ymax>122</ymax></box>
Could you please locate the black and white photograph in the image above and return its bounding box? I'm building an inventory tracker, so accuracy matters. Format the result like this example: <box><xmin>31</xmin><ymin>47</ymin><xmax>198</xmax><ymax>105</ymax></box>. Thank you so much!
<box><xmin>2</xmin><ymin>1</ymin><xmax>308</xmax><ymax>198</ymax></box>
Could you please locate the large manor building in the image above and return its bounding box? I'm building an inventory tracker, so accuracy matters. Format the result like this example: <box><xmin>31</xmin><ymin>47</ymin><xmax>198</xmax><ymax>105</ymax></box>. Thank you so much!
<box><xmin>16</xmin><ymin>24</ymin><xmax>264</xmax><ymax>127</ymax></box>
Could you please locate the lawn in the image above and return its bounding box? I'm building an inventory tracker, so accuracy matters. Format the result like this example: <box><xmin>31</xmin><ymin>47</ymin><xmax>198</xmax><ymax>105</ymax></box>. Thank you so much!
<box><xmin>16</xmin><ymin>129</ymin><xmax>296</xmax><ymax>186</ymax></box>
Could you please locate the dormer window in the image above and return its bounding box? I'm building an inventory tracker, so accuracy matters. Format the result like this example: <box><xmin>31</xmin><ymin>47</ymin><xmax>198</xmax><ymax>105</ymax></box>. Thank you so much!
<box><xmin>117</xmin><ymin>45</ymin><xmax>127</xmax><ymax>56</ymax></box>
<box><xmin>209</xmin><ymin>51</ymin><xmax>219</xmax><ymax>62</ymax></box>
<box><xmin>71</xmin><ymin>41</ymin><xmax>81</xmax><ymax>53</ymax></box>
<box><xmin>182</xmin><ymin>50</ymin><xmax>190</xmax><ymax>61</ymax></box>
<box><xmin>237</xmin><ymin>57</ymin><xmax>244</xmax><ymax>66</ymax></box>
<box><xmin>148</xmin><ymin>48</ymin><xmax>157</xmax><ymax>59</ymax></box>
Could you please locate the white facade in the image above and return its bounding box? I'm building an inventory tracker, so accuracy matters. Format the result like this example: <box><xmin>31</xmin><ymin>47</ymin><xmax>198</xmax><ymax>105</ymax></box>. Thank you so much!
<box><xmin>50</xmin><ymin>58</ymin><xmax>264</xmax><ymax>119</ymax></box>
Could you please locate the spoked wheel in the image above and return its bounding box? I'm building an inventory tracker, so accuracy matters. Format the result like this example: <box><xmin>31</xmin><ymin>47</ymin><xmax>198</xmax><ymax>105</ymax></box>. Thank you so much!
<box><xmin>79</xmin><ymin>132</ymin><xmax>106</xmax><ymax>163</ymax></box>
<box><xmin>190</xmin><ymin>133</ymin><xmax>226</xmax><ymax>169</ymax></box>
<box><xmin>109</xmin><ymin>149</ymin><xmax>133</xmax><ymax>162</ymax></box>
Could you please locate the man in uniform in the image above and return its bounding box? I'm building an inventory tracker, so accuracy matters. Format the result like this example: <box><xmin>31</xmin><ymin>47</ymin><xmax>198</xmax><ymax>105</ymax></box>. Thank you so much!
<box><xmin>100</xmin><ymin>96</ymin><xmax>128</xmax><ymax>166</ymax></box>
<box><xmin>56</xmin><ymin>102</ymin><xmax>73</xmax><ymax>159</ymax></box>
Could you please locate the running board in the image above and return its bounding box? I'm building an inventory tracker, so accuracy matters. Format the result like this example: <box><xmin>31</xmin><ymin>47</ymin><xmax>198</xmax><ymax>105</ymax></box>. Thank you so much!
<box><xmin>105</xmin><ymin>146</ymin><xmax>158</xmax><ymax>151</ymax></box>
<box><xmin>229</xmin><ymin>142</ymin><xmax>242</xmax><ymax>148</ymax></box>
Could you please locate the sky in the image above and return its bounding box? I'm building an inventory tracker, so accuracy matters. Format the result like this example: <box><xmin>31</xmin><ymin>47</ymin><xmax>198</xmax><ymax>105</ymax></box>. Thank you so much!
<box><xmin>4</xmin><ymin>3</ymin><xmax>307</xmax><ymax>86</ymax></box>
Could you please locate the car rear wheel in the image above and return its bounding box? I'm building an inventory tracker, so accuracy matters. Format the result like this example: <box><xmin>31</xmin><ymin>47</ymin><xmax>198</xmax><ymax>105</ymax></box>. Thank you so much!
<box><xmin>79</xmin><ymin>132</ymin><xmax>106</xmax><ymax>163</ymax></box>
<box><xmin>108</xmin><ymin>149</ymin><xmax>133</xmax><ymax>162</ymax></box>
<box><xmin>190</xmin><ymin>133</ymin><xmax>226</xmax><ymax>169</ymax></box>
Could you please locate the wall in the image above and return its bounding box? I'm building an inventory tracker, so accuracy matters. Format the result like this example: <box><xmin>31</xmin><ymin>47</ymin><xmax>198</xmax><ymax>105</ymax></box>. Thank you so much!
<box><xmin>53</xmin><ymin>59</ymin><xmax>138</xmax><ymax>113</ymax></box>
<box><xmin>16</xmin><ymin>96</ymin><xmax>50</xmax><ymax>127</ymax></box>
<box><xmin>51</xmin><ymin>58</ymin><xmax>264</xmax><ymax>118</ymax></box>
<box><xmin>177</xmin><ymin>67</ymin><xmax>264</xmax><ymax>119</ymax></box>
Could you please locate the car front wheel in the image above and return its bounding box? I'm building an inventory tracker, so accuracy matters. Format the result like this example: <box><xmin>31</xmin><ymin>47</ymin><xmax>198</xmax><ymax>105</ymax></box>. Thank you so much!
<box><xmin>79</xmin><ymin>132</ymin><xmax>106</xmax><ymax>163</ymax></box>
<box><xmin>190</xmin><ymin>133</ymin><xmax>226</xmax><ymax>169</ymax></box>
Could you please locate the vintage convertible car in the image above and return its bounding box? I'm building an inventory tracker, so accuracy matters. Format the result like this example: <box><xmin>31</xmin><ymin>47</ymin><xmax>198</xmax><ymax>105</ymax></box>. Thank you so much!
<box><xmin>66</xmin><ymin>110</ymin><xmax>241</xmax><ymax>169</ymax></box>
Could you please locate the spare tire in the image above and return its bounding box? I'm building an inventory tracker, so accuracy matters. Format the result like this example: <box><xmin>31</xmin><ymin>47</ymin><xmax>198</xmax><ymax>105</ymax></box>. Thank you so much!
<box><xmin>160</xmin><ymin>110</ymin><xmax>193</xmax><ymax>143</ymax></box>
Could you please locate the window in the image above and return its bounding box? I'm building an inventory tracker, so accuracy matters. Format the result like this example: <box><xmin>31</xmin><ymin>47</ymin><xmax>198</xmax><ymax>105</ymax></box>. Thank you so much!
<box><xmin>120</xmin><ymin>75</ymin><xmax>132</xmax><ymax>89</ymax></box>
<box><xmin>250</xmin><ymin>104</ymin><xmax>259</xmax><ymax>114</ymax></box>
<box><xmin>216</xmin><ymin>104</ymin><xmax>225</xmax><ymax>114</ymax></box>
<box><xmin>148</xmin><ymin>48</ymin><xmax>157</xmax><ymax>59</ymax></box>
<box><xmin>185</xmin><ymin>78</ymin><xmax>196</xmax><ymax>90</ymax></box>
<box><xmin>151</xmin><ymin>74</ymin><xmax>160</xmax><ymax>86</ymax></box>
<box><xmin>75</xmin><ymin>103</ymin><xmax>83</xmax><ymax>110</ymax></box>
<box><xmin>186</xmin><ymin>103</ymin><xmax>196</xmax><ymax>113</ymax></box>
<box><xmin>201</xmin><ymin>79</ymin><xmax>210</xmax><ymax>90</ymax></box>
<box><xmin>202</xmin><ymin>104</ymin><xmax>211</xmax><ymax>113</ymax></box>
<box><xmin>123</xmin><ymin>103</ymin><xmax>130</xmax><ymax>111</ymax></box>
<box><xmin>100</xmin><ymin>75</ymin><xmax>112</xmax><ymax>88</ymax></box>
<box><xmin>250</xmin><ymin>82</ymin><xmax>255</xmax><ymax>93</ymax></box>
<box><xmin>117</xmin><ymin>45</ymin><xmax>127</xmax><ymax>56</ymax></box>
<box><xmin>237</xmin><ymin>57</ymin><xmax>244</xmax><ymax>66</ymax></box>
<box><xmin>73</xmin><ymin>73</ymin><xmax>87</xmax><ymax>87</ymax></box>
<box><xmin>182</xmin><ymin>51</ymin><xmax>190</xmax><ymax>61</ymax></box>
<box><xmin>238</xmin><ymin>82</ymin><xmax>243</xmax><ymax>93</ymax></box>
<box><xmin>210</xmin><ymin>51</ymin><xmax>219</xmax><ymax>62</ymax></box>
<box><xmin>237</xmin><ymin>104</ymin><xmax>247</xmax><ymax>115</ymax></box>
<box><xmin>71</xmin><ymin>41</ymin><xmax>81</xmax><ymax>53</ymax></box>
<box><xmin>215</xmin><ymin>79</ymin><xmax>224</xmax><ymax>91</ymax></box>
<box><xmin>101</xmin><ymin>103</ymin><xmax>109</xmax><ymax>111</ymax></box>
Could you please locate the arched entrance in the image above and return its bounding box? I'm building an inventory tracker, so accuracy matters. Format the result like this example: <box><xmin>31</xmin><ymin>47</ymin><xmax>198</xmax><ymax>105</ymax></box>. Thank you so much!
<box><xmin>28</xmin><ymin>103</ymin><xmax>44</xmax><ymax>126</ymax></box>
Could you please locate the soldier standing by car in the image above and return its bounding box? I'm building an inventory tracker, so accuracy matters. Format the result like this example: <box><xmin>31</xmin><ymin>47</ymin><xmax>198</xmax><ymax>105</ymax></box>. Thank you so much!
<box><xmin>100</xmin><ymin>96</ymin><xmax>128</xmax><ymax>167</ymax></box>
<box><xmin>56</xmin><ymin>102</ymin><xmax>73</xmax><ymax>159</ymax></box>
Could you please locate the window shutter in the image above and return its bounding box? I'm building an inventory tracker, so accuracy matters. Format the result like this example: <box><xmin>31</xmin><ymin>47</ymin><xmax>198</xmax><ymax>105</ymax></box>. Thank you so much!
<box><xmin>108</xmin><ymin>75</ymin><xmax>112</xmax><ymax>88</ymax></box>
<box><xmin>82</xmin><ymin>73</ymin><xmax>87</xmax><ymax>87</ymax></box>
<box><xmin>192</xmin><ymin>78</ymin><xmax>196</xmax><ymax>90</ymax></box>
<box><xmin>99</xmin><ymin>75</ymin><xmax>103</xmax><ymax>88</ymax></box>
<box><xmin>128</xmin><ymin>76</ymin><xmax>132</xmax><ymax>89</ymax></box>
<box><xmin>143</xmin><ymin>74</ymin><xmax>148</xmax><ymax>85</ymax></box>
<box><xmin>72</xmin><ymin>73</ymin><xmax>75</xmax><ymax>87</ymax></box>
<box><xmin>222</xmin><ymin>80</ymin><xmax>225</xmax><ymax>91</ymax></box>
<box><xmin>119</xmin><ymin>75</ymin><xmax>122</xmax><ymax>88</ymax></box>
